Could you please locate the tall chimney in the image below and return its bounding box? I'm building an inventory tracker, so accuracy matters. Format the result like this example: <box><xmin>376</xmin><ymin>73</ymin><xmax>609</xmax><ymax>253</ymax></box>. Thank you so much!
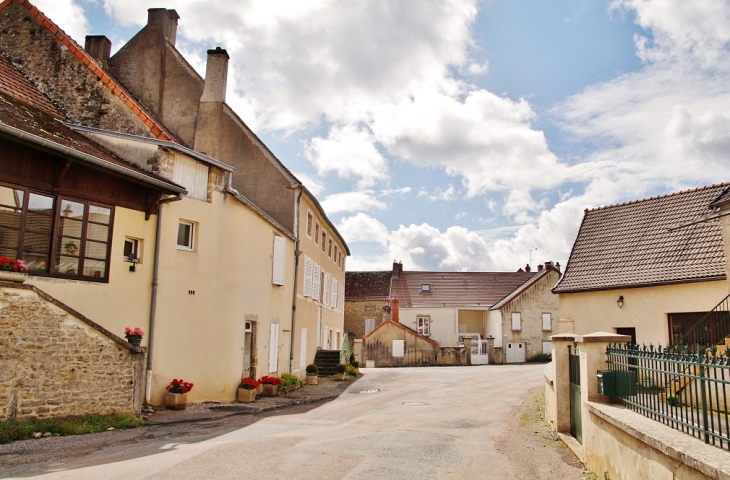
<box><xmin>147</xmin><ymin>8</ymin><xmax>180</xmax><ymax>46</ymax></box>
<box><xmin>200</xmin><ymin>47</ymin><xmax>229</xmax><ymax>103</ymax></box>
<box><xmin>525</xmin><ymin>263</ymin><xmax>531</xmax><ymax>273</ymax></box>
<box><xmin>391</xmin><ymin>296</ymin><xmax>400</xmax><ymax>323</ymax></box>
<box><xmin>392</xmin><ymin>261</ymin><xmax>403</xmax><ymax>279</ymax></box>
<box><xmin>85</xmin><ymin>35</ymin><xmax>111</xmax><ymax>64</ymax></box>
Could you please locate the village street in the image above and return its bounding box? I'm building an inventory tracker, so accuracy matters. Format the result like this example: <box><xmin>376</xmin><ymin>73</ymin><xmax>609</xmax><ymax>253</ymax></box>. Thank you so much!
<box><xmin>6</xmin><ymin>365</ymin><xmax>584</xmax><ymax>479</ymax></box>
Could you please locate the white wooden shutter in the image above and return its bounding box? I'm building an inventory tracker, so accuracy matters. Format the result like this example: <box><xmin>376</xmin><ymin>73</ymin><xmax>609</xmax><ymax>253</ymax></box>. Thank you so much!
<box><xmin>392</xmin><ymin>340</ymin><xmax>405</xmax><ymax>357</ymax></box>
<box><xmin>269</xmin><ymin>323</ymin><xmax>280</xmax><ymax>372</ymax></box>
<box><xmin>365</xmin><ymin>318</ymin><xmax>375</xmax><ymax>335</ymax></box>
<box><xmin>300</xmin><ymin>328</ymin><xmax>308</xmax><ymax>368</ymax></box>
<box><xmin>511</xmin><ymin>312</ymin><xmax>522</xmax><ymax>331</ymax></box>
<box><xmin>173</xmin><ymin>156</ymin><xmax>209</xmax><ymax>200</ymax></box>
<box><xmin>303</xmin><ymin>256</ymin><xmax>313</xmax><ymax>297</ymax></box>
<box><xmin>312</xmin><ymin>263</ymin><xmax>321</xmax><ymax>301</ymax></box>
<box><xmin>331</xmin><ymin>278</ymin><xmax>338</xmax><ymax>308</ymax></box>
<box><xmin>542</xmin><ymin>313</ymin><xmax>552</xmax><ymax>331</ymax></box>
<box><xmin>272</xmin><ymin>236</ymin><xmax>286</xmax><ymax>286</ymax></box>
<box><xmin>323</xmin><ymin>272</ymin><xmax>330</xmax><ymax>306</ymax></box>
<box><xmin>339</xmin><ymin>283</ymin><xmax>344</xmax><ymax>312</ymax></box>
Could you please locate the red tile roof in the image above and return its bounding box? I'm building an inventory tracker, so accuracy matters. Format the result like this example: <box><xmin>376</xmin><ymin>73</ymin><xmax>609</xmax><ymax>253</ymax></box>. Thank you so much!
<box><xmin>553</xmin><ymin>184</ymin><xmax>729</xmax><ymax>293</ymax></box>
<box><xmin>362</xmin><ymin>319</ymin><xmax>439</xmax><ymax>346</ymax></box>
<box><xmin>391</xmin><ymin>271</ymin><xmax>535</xmax><ymax>308</ymax></box>
<box><xmin>345</xmin><ymin>271</ymin><xmax>392</xmax><ymax>301</ymax></box>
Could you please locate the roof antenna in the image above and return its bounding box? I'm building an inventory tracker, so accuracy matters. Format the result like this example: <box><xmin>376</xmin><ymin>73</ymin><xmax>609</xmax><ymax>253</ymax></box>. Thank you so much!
<box><xmin>529</xmin><ymin>248</ymin><xmax>537</xmax><ymax>271</ymax></box>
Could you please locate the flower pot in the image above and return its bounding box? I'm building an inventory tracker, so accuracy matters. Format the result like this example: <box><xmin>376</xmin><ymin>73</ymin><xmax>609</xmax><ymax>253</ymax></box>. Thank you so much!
<box><xmin>165</xmin><ymin>392</ymin><xmax>187</xmax><ymax>410</ymax></box>
<box><xmin>261</xmin><ymin>384</ymin><xmax>278</xmax><ymax>397</ymax></box>
<box><xmin>126</xmin><ymin>336</ymin><xmax>142</xmax><ymax>346</ymax></box>
<box><xmin>238</xmin><ymin>388</ymin><xmax>256</xmax><ymax>403</ymax></box>
<box><xmin>306</xmin><ymin>374</ymin><xmax>318</xmax><ymax>385</ymax></box>
<box><xmin>0</xmin><ymin>271</ymin><xmax>27</xmax><ymax>283</ymax></box>
<box><xmin>256</xmin><ymin>384</ymin><xmax>263</xmax><ymax>395</ymax></box>
<box><xmin>336</xmin><ymin>373</ymin><xmax>346</xmax><ymax>380</ymax></box>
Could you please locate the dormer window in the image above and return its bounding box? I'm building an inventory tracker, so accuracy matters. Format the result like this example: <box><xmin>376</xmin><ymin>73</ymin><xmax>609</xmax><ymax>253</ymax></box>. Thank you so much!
<box><xmin>421</xmin><ymin>284</ymin><xmax>431</xmax><ymax>293</ymax></box>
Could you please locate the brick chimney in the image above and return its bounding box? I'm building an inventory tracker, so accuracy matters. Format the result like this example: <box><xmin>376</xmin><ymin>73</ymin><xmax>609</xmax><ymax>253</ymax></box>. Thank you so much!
<box><xmin>392</xmin><ymin>261</ymin><xmax>403</xmax><ymax>279</ymax></box>
<box><xmin>391</xmin><ymin>296</ymin><xmax>400</xmax><ymax>323</ymax></box>
<box><xmin>85</xmin><ymin>35</ymin><xmax>111</xmax><ymax>64</ymax></box>
<box><xmin>537</xmin><ymin>264</ymin><xmax>544</xmax><ymax>271</ymax></box>
<box><xmin>193</xmin><ymin>47</ymin><xmax>229</xmax><ymax>160</ymax></box>
<box><xmin>525</xmin><ymin>263</ymin><xmax>531</xmax><ymax>273</ymax></box>
<box><xmin>544</xmin><ymin>261</ymin><xmax>553</xmax><ymax>270</ymax></box>
<box><xmin>147</xmin><ymin>8</ymin><xmax>179</xmax><ymax>46</ymax></box>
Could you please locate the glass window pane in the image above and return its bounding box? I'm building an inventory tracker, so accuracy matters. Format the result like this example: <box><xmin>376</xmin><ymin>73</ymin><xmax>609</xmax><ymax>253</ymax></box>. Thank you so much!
<box><xmin>0</xmin><ymin>247</ymin><xmax>18</xmax><ymax>259</ymax></box>
<box><xmin>84</xmin><ymin>240</ymin><xmax>107</xmax><ymax>260</ymax></box>
<box><xmin>86</xmin><ymin>223</ymin><xmax>109</xmax><ymax>242</ymax></box>
<box><xmin>89</xmin><ymin>205</ymin><xmax>111</xmax><ymax>225</ymax></box>
<box><xmin>0</xmin><ymin>186</ymin><xmax>23</xmax><ymax>208</ymax></box>
<box><xmin>58</xmin><ymin>217</ymin><xmax>83</xmax><ymax>238</ymax></box>
<box><xmin>0</xmin><ymin>205</ymin><xmax>21</xmax><ymax>229</ymax></box>
<box><xmin>59</xmin><ymin>236</ymin><xmax>81</xmax><ymax>257</ymax></box>
<box><xmin>177</xmin><ymin>223</ymin><xmax>192</xmax><ymax>247</ymax></box>
<box><xmin>28</xmin><ymin>193</ymin><xmax>53</xmax><ymax>213</ymax></box>
<box><xmin>54</xmin><ymin>255</ymin><xmax>79</xmax><ymax>275</ymax></box>
<box><xmin>82</xmin><ymin>258</ymin><xmax>106</xmax><ymax>278</ymax></box>
<box><xmin>59</xmin><ymin>199</ymin><xmax>85</xmax><ymax>220</ymax></box>
<box><xmin>25</xmin><ymin>212</ymin><xmax>52</xmax><ymax>233</ymax></box>
<box><xmin>0</xmin><ymin>226</ymin><xmax>19</xmax><ymax>254</ymax></box>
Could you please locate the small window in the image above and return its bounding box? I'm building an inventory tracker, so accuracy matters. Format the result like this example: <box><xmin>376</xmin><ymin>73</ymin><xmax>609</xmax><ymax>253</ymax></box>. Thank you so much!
<box><xmin>272</xmin><ymin>235</ymin><xmax>286</xmax><ymax>286</ymax></box>
<box><xmin>306</xmin><ymin>212</ymin><xmax>313</xmax><ymax>237</ymax></box>
<box><xmin>321</xmin><ymin>232</ymin><xmax>327</xmax><ymax>251</ymax></box>
<box><xmin>421</xmin><ymin>284</ymin><xmax>431</xmax><ymax>293</ymax></box>
<box><xmin>334</xmin><ymin>245</ymin><xmax>338</xmax><ymax>261</ymax></box>
<box><xmin>177</xmin><ymin>221</ymin><xmax>195</xmax><ymax>251</ymax></box>
<box><xmin>511</xmin><ymin>312</ymin><xmax>522</xmax><ymax>331</ymax></box>
<box><xmin>328</xmin><ymin>239</ymin><xmax>332</xmax><ymax>257</ymax></box>
<box><xmin>365</xmin><ymin>318</ymin><xmax>376</xmax><ymax>335</ymax></box>
<box><xmin>124</xmin><ymin>237</ymin><xmax>141</xmax><ymax>262</ymax></box>
<box><xmin>417</xmin><ymin>316</ymin><xmax>430</xmax><ymax>336</ymax></box>
<box><xmin>542</xmin><ymin>313</ymin><xmax>552</xmax><ymax>331</ymax></box>
<box><xmin>392</xmin><ymin>339</ymin><xmax>405</xmax><ymax>357</ymax></box>
<box><xmin>314</xmin><ymin>223</ymin><xmax>320</xmax><ymax>245</ymax></box>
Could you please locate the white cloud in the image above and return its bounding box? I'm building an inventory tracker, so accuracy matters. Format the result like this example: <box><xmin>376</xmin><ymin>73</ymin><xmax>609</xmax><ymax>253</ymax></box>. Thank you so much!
<box><xmin>337</xmin><ymin>213</ymin><xmax>389</xmax><ymax>246</ymax></box>
<box><xmin>321</xmin><ymin>191</ymin><xmax>386</xmax><ymax>214</ymax></box>
<box><xmin>34</xmin><ymin>0</ymin><xmax>89</xmax><ymax>42</ymax></box>
<box><xmin>291</xmin><ymin>172</ymin><xmax>325</xmax><ymax>196</ymax></box>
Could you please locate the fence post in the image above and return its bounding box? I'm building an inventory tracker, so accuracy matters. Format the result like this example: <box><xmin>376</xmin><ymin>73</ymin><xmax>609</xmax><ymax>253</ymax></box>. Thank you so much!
<box><xmin>548</xmin><ymin>334</ymin><xmax>578</xmax><ymax>433</ymax></box>
<box><xmin>699</xmin><ymin>351</ymin><xmax>709</xmax><ymax>444</ymax></box>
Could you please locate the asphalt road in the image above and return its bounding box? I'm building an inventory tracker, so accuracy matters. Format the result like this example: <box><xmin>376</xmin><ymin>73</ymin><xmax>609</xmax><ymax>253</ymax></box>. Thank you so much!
<box><xmin>4</xmin><ymin>365</ymin><xmax>585</xmax><ymax>479</ymax></box>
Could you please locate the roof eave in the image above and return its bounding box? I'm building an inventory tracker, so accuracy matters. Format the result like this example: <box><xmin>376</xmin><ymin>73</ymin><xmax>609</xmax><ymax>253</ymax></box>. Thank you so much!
<box><xmin>552</xmin><ymin>275</ymin><xmax>727</xmax><ymax>295</ymax></box>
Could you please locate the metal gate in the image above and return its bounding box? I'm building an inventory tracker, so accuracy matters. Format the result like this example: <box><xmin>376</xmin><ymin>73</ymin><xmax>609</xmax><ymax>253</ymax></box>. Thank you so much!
<box><xmin>569</xmin><ymin>345</ymin><xmax>582</xmax><ymax>444</ymax></box>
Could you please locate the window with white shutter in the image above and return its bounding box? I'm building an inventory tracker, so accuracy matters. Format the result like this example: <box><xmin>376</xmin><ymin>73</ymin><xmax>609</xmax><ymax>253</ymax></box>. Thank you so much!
<box><xmin>268</xmin><ymin>323</ymin><xmax>280</xmax><ymax>372</ymax></box>
<box><xmin>323</xmin><ymin>272</ymin><xmax>330</xmax><ymax>305</ymax></box>
<box><xmin>331</xmin><ymin>278</ymin><xmax>338</xmax><ymax>308</ymax></box>
<box><xmin>312</xmin><ymin>263</ymin><xmax>321</xmax><ymax>301</ymax></box>
<box><xmin>365</xmin><ymin>318</ymin><xmax>376</xmax><ymax>335</ymax></box>
<box><xmin>173</xmin><ymin>156</ymin><xmax>209</xmax><ymax>201</ymax></box>
<box><xmin>511</xmin><ymin>312</ymin><xmax>522</xmax><ymax>331</ymax></box>
<box><xmin>542</xmin><ymin>313</ymin><xmax>552</xmax><ymax>331</ymax></box>
<box><xmin>272</xmin><ymin>236</ymin><xmax>286</xmax><ymax>286</ymax></box>
<box><xmin>340</xmin><ymin>283</ymin><xmax>344</xmax><ymax>312</ymax></box>
<box><xmin>303</xmin><ymin>256</ymin><xmax>313</xmax><ymax>297</ymax></box>
<box><xmin>392</xmin><ymin>340</ymin><xmax>405</xmax><ymax>357</ymax></box>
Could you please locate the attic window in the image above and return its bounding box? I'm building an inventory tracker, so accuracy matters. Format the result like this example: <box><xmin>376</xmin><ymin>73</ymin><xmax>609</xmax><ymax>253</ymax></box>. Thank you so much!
<box><xmin>421</xmin><ymin>284</ymin><xmax>431</xmax><ymax>293</ymax></box>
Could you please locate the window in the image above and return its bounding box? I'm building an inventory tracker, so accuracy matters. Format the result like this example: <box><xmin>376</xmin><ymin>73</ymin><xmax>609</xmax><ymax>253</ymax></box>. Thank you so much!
<box><xmin>511</xmin><ymin>312</ymin><xmax>522</xmax><ymax>331</ymax></box>
<box><xmin>323</xmin><ymin>272</ymin><xmax>331</xmax><ymax>305</ymax></box>
<box><xmin>542</xmin><ymin>313</ymin><xmax>552</xmax><ymax>331</ymax></box>
<box><xmin>334</xmin><ymin>246</ymin><xmax>338</xmax><ymax>262</ymax></box>
<box><xmin>331</xmin><ymin>278</ymin><xmax>338</xmax><ymax>308</ymax></box>
<box><xmin>306</xmin><ymin>212</ymin><xmax>313</xmax><ymax>237</ymax></box>
<box><xmin>303</xmin><ymin>255</ymin><xmax>313</xmax><ymax>297</ymax></box>
<box><xmin>124</xmin><ymin>237</ymin><xmax>140</xmax><ymax>262</ymax></box>
<box><xmin>365</xmin><ymin>318</ymin><xmax>376</xmax><ymax>335</ymax></box>
<box><xmin>177</xmin><ymin>221</ymin><xmax>195</xmax><ymax>251</ymax></box>
<box><xmin>542</xmin><ymin>341</ymin><xmax>552</xmax><ymax>355</ymax></box>
<box><xmin>272</xmin><ymin>235</ymin><xmax>286</xmax><ymax>286</ymax></box>
<box><xmin>0</xmin><ymin>185</ymin><xmax>114</xmax><ymax>281</ymax></box>
<box><xmin>312</xmin><ymin>262</ymin><xmax>321</xmax><ymax>301</ymax></box>
<box><xmin>314</xmin><ymin>223</ymin><xmax>320</xmax><ymax>245</ymax></box>
<box><xmin>392</xmin><ymin>339</ymin><xmax>405</xmax><ymax>357</ymax></box>
<box><xmin>321</xmin><ymin>231</ymin><xmax>327</xmax><ymax>251</ymax></box>
<box><xmin>421</xmin><ymin>284</ymin><xmax>431</xmax><ymax>293</ymax></box>
<box><xmin>328</xmin><ymin>239</ymin><xmax>332</xmax><ymax>257</ymax></box>
<box><xmin>417</xmin><ymin>316</ymin><xmax>430</xmax><ymax>336</ymax></box>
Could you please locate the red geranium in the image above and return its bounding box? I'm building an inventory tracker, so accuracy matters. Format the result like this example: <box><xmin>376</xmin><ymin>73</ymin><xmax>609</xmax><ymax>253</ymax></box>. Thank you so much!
<box><xmin>0</xmin><ymin>256</ymin><xmax>27</xmax><ymax>273</ymax></box>
<box><xmin>239</xmin><ymin>377</ymin><xmax>260</xmax><ymax>390</ymax></box>
<box><xmin>166</xmin><ymin>378</ymin><xmax>194</xmax><ymax>394</ymax></box>
<box><xmin>259</xmin><ymin>375</ymin><xmax>281</xmax><ymax>385</ymax></box>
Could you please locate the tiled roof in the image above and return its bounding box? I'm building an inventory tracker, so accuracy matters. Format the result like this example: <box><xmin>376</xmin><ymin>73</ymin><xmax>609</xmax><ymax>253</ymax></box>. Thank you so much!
<box><xmin>363</xmin><ymin>319</ymin><xmax>439</xmax><ymax>346</ymax></box>
<box><xmin>491</xmin><ymin>267</ymin><xmax>559</xmax><ymax>310</ymax></box>
<box><xmin>391</xmin><ymin>271</ymin><xmax>536</xmax><ymax>308</ymax></box>
<box><xmin>710</xmin><ymin>186</ymin><xmax>730</xmax><ymax>208</ymax></box>
<box><xmin>0</xmin><ymin>53</ymin><xmax>183</xmax><ymax>191</ymax></box>
<box><xmin>0</xmin><ymin>0</ymin><xmax>179</xmax><ymax>143</ymax></box>
<box><xmin>345</xmin><ymin>271</ymin><xmax>392</xmax><ymax>301</ymax></box>
<box><xmin>553</xmin><ymin>184</ymin><xmax>729</xmax><ymax>293</ymax></box>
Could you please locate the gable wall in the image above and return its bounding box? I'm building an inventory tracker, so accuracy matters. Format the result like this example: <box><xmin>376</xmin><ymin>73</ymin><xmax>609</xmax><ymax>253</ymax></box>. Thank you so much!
<box><xmin>399</xmin><ymin>306</ymin><xmax>457</xmax><ymax>346</ymax></box>
<box><xmin>363</xmin><ymin>322</ymin><xmax>438</xmax><ymax>367</ymax></box>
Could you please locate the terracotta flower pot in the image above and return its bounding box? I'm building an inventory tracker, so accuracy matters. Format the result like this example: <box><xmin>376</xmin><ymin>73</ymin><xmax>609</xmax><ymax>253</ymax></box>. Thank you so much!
<box><xmin>0</xmin><ymin>271</ymin><xmax>27</xmax><ymax>283</ymax></box>
<box><xmin>306</xmin><ymin>374</ymin><xmax>318</xmax><ymax>385</ymax></box>
<box><xmin>238</xmin><ymin>388</ymin><xmax>256</xmax><ymax>403</ymax></box>
<box><xmin>165</xmin><ymin>392</ymin><xmax>187</xmax><ymax>410</ymax></box>
<box><xmin>261</xmin><ymin>384</ymin><xmax>278</xmax><ymax>397</ymax></box>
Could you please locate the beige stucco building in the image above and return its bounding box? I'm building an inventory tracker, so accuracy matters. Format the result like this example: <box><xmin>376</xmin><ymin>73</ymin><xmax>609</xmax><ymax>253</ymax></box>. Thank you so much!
<box><xmin>553</xmin><ymin>184</ymin><xmax>730</xmax><ymax>347</ymax></box>
<box><xmin>0</xmin><ymin>0</ymin><xmax>346</xmax><ymax>406</ymax></box>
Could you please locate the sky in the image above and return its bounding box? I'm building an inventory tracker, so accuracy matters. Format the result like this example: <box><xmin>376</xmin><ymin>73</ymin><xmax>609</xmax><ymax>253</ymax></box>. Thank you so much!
<box><xmin>35</xmin><ymin>0</ymin><xmax>730</xmax><ymax>272</ymax></box>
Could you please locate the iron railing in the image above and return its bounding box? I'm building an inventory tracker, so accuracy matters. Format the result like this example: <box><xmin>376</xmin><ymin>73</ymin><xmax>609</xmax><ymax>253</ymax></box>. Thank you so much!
<box><xmin>606</xmin><ymin>343</ymin><xmax>730</xmax><ymax>450</ymax></box>
<box><xmin>672</xmin><ymin>293</ymin><xmax>730</xmax><ymax>351</ymax></box>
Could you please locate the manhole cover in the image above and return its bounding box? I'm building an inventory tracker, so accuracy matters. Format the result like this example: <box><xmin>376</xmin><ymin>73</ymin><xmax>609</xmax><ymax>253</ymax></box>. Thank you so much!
<box><xmin>402</xmin><ymin>401</ymin><xmax>427</xmax><ymax>406</ymax></box>
<box><xmin>359</xmin><ymin>389</ymin><xmax>379</xmax><ymax>394</ymax></box>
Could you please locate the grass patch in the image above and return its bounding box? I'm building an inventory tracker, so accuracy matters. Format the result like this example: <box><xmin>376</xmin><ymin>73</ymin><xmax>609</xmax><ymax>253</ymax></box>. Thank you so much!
<box><xmin>0</xmin><ymin>413</ymin><xmax>144</xmax><ymax>444</ymax></box>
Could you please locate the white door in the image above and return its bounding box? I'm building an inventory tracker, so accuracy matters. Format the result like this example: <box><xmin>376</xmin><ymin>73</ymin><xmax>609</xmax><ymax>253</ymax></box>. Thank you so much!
<box><xmin>300</xmin><ymin>328</ymin><xmax>308</xmax><ymax>368</ymax></box>
<box><xmin>269</xmin><ymin>323</ymin><xmax>280</xmax><ymax>372</ymax></box>
<box><xmin>316</xmin><ymin>306</ymin><xmax>322</xmax><ymax>348</ymax></box>
<box><xmin>506</xmin><ymin>342</ymin><xmax>525</xmax><ymax>363</ymax></box>
<box><xmin>324</xmin><ymin>324</ymin><xmax>330</xmax><ymax>350</ymax></box>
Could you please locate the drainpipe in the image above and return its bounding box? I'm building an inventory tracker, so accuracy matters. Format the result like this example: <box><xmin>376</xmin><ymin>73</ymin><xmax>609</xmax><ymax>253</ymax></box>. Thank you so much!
<box><xmin>145</xmin><ymin>193</ymin><xmax>184</xmax><ymax>404</ymax></box>
<box><xmin>289</xmin><ymin>185</ymin><xmax>304</xmax><ymax>373</ymax></box>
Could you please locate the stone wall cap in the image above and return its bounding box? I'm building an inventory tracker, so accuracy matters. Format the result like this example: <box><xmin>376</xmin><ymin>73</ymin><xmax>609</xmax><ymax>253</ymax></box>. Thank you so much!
<box><xmin>582</xmin><ymin>332</ymin><xmax>631</xmax><ymax>343</ymax></box>
<box><xmin>550</xmin><ymin>334</ymin><xmax>579</xmax><ymax>341</ymax></box>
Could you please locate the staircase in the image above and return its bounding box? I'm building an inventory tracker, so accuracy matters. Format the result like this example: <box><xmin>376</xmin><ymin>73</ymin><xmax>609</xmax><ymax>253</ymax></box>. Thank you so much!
<box><xmin>673</xmin><ymin>293</ymin><xmax>730</xmax><ymax>353</ymax></box>
<box><xmin>314</xmin><ymin>350</ymin><xmax>342</xmax><ymax>377</ymax></box>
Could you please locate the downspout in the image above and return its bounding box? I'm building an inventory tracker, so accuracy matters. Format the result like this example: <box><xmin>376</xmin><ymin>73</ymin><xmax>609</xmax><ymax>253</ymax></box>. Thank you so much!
<box><xmin>145</xmin><ymin>192</ymin><xmax>184</xmax><ymax>404</ymax></box>
<box><xmin>289</xmin><ymin>185</ymin><xmax>304</xmax><ymax>373</ymax></box>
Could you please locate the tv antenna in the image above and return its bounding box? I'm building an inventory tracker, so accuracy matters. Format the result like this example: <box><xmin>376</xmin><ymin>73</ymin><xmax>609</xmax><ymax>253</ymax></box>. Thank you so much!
<box><xmin>529</xmin><ymin>248</ymin><xmax>537</xmax><ymax>270</ymax></box>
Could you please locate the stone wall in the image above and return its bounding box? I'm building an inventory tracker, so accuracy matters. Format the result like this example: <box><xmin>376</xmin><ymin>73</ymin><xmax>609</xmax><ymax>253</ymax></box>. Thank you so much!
<box><xmin>344</xmin><ymin>300</ymin><xmax>389</xmax><ymax>340</ymax></box>
<box><xmin>0</xmin><ymin>284</ymin><xmax>145</xmax><ymax>420</ymax></box>
<box><xmin>363</xmin><ymin>321</ymin><xmax>438</xmax><ymax>367</ymax></box>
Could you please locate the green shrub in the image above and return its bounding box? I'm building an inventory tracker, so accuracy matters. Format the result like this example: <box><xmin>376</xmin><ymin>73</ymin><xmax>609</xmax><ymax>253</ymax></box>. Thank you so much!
<box><xmin>528</xmin><ymin>353</ymin><xmax>552</xmax><ymax>363</ymax></box>
<box><xmin>335</xmin><ymin>363</ymin><xmax>347</xmax><ymax>374</ymax></box>
<box><xmin>305</xmin><ymin>364</ymin><xmax>318</xmax><ymax>375</ymax></box>
<box><xmin>280</xmin><ymin>372</ymin><xmax>299</xmax><ymax>387</ymax></box>
<box><xmin>345</xmin><ymin>364</ymin><xmax>360</xmax><ymax>377</ymax></box>
<box><xmin>351</xmin><ymin>360</ymin><xmax>360</xmax><ymax>369</ymax></box>
<box><xmin>0</xmin><ymin>413</ymin><xmax>144</xmax><ymax>444</ymax></box>
<box><xmin>349</xmin><ymin>353</ymin><xmax>355</xmax><ymax>364</ymax></box>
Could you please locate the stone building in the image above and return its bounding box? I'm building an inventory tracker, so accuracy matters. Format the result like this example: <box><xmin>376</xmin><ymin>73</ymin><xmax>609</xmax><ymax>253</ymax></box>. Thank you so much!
<box><xmin>344</xmin><ymin>270</ymin><xmax>393</xmax><ymax>341</ymax></box>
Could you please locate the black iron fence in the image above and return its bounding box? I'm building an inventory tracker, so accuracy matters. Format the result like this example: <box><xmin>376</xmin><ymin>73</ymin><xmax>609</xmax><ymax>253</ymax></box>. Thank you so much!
<box><xmin>673</xmin><ymin>293</ymin><xmax>730</xmax><ymax>350</ymax></box>
<box><xmin>606</xmin><ymin>343</ymin><xmax>730</xmax><ymax>450</ymax></box>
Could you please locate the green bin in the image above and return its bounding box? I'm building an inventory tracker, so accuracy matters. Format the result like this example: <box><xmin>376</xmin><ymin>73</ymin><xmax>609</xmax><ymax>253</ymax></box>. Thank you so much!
<box><xmin>597</xmin><ymin>370</ymin><xmax>637</xmax><ymax>396</ymax></box>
